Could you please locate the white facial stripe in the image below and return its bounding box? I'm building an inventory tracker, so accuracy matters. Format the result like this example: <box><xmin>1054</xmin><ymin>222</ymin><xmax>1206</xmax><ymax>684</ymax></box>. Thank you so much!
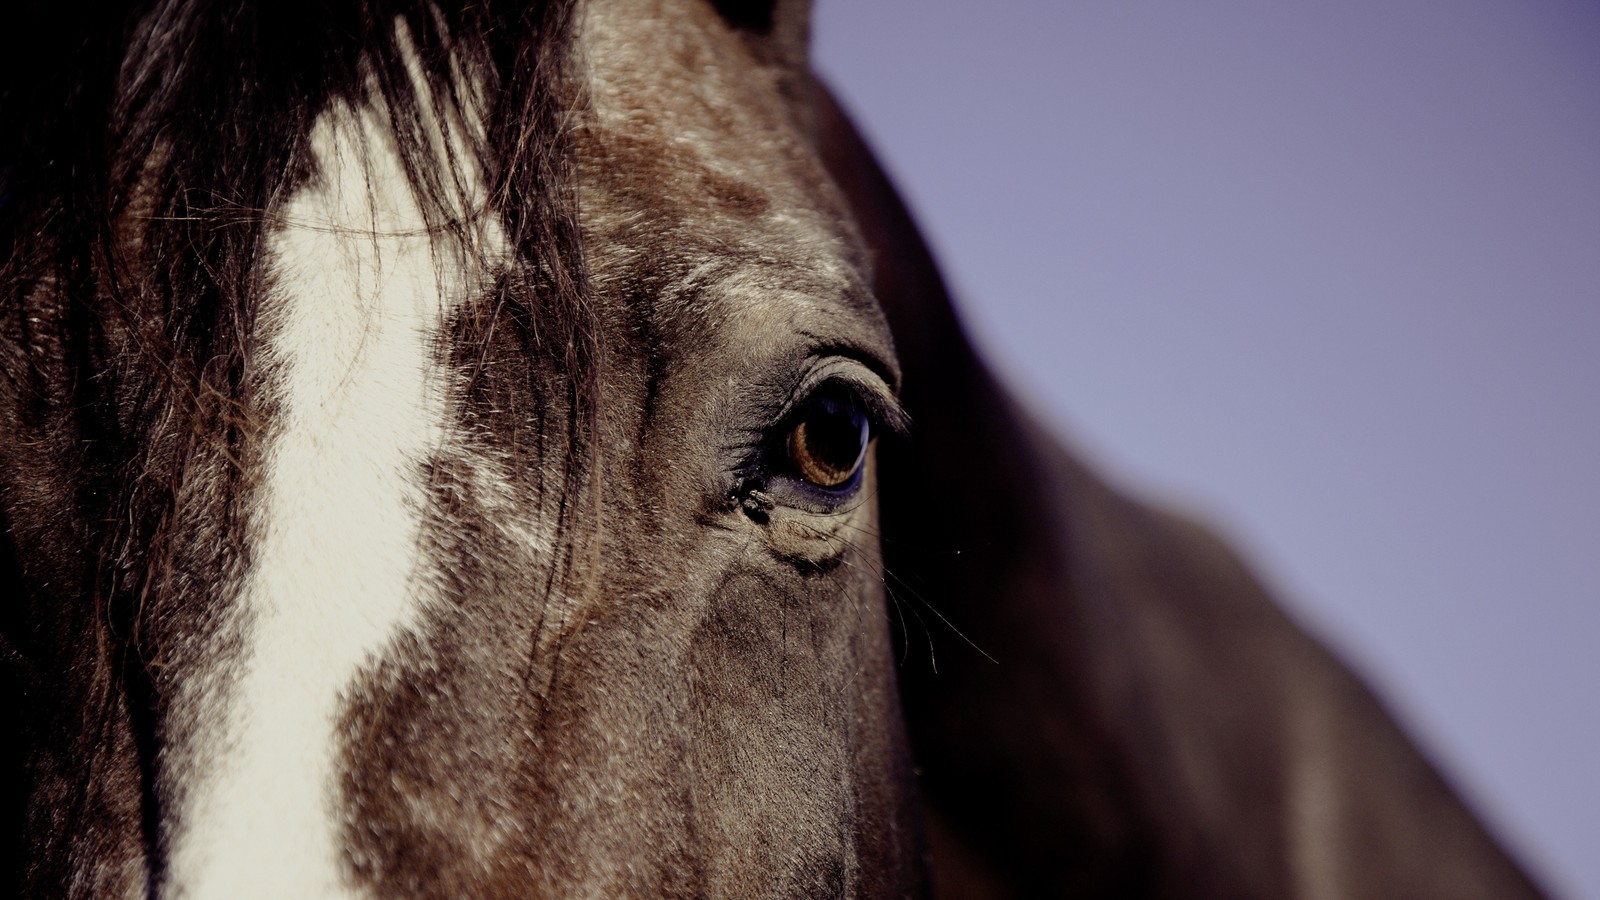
<box><xmin>163</xmin><ymin>73</ymin><xmax>502</xmax><ymax>898</ymax></box>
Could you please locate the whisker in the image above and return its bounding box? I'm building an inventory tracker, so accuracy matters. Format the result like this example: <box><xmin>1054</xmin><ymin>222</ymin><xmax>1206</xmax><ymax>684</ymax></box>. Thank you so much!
<box><xmin>786</xmin><ymin>514</ymin><xmax>996</xmax><ymax>669</ymax></box>
<box><xmin>881</xmin><ymin>562</ymin><xmax>998</xmax><ymax>665</ymax></box>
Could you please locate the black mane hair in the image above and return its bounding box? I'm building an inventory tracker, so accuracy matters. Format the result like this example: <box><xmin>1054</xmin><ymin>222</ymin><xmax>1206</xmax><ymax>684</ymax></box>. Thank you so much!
<box><xmin>1</xmin><ymin>1</ymin><xmax>593</xmax><ymax>889</ymax></box>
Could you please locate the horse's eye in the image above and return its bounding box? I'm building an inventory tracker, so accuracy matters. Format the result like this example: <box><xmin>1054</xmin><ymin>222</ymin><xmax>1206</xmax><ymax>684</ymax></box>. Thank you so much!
<box><xmin>787</xmin><ymin>391</ymin><xmax>870</xmax><ymax>489</ymax></box>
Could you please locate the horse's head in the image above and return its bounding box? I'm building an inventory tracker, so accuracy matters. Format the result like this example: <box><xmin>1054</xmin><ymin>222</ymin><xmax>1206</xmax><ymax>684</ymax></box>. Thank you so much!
<box><xmin>309</xmin><ymin>2</ymin><xmax>924</xmax><ymax>893</ymax></box>
<box><xmin>4</xmin><ymin>0</ymin><xmax>922</xmax><ymax>894</ymax></box>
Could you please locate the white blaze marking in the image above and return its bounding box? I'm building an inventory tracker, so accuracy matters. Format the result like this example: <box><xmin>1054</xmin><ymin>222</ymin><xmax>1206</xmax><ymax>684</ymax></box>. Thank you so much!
<box><xmin>164</xmin><ymin>78</ymin><xmax>500</xmax><ymax>897</ymax></box>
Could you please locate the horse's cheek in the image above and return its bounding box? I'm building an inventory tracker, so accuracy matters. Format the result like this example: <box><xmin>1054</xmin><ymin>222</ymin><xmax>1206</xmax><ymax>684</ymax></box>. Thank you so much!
<box><xmin>676</xmin><ymin>561</ymin><xmax>884</xmax><ymax>895</ymax></box>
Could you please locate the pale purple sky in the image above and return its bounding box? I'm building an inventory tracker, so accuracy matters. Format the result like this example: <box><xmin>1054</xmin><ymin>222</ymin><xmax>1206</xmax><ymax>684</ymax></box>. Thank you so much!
<box><xmin>813</xmin><ymin>2</ymin><xmax>1600</xmax><ymax>896</ymax></box>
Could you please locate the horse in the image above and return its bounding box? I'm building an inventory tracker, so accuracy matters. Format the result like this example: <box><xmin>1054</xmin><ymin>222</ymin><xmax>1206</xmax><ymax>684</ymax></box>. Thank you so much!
<box><xmin>0</xmin><ymin>0</ymin><xmax>1547</xmax><ymax>896</ymax></box>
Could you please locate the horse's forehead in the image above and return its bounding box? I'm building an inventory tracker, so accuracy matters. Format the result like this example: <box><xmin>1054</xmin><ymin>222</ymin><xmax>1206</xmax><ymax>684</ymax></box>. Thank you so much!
<box><xmin>579</xmin><ymin>0</ymin><xmax>759</xmax><ymax>136</ymax></box>
<box><xmin>573</xmin><ymin>0</ymin><xmax>883</xmax><ymax>342</ymax></box>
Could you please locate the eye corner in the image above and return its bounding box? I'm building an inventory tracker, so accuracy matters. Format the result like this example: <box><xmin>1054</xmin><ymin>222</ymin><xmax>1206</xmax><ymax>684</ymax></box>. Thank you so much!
<box><xmin>865</xmin><ymin>391</ymin><xmax>911</xmax><ymax>442</ymax></box>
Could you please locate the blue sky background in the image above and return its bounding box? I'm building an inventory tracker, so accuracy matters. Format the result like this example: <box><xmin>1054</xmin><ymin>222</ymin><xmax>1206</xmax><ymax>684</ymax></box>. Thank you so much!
<box><xmin>813</xmin><ymin>2</ymin><xmax>1600</xmax><ymax>896</ymax></box>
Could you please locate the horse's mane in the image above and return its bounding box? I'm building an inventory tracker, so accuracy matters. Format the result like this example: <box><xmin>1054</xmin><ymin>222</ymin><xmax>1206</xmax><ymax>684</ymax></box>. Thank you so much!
<box><xmin>1</xmin><ymin>4</ymin><xmax>595</xmax><ymax>886</ymax></box>
<box><xmin>3</xmin><ymin>0</ymin><xmax>599</xmax><ymax>603</ymax></box>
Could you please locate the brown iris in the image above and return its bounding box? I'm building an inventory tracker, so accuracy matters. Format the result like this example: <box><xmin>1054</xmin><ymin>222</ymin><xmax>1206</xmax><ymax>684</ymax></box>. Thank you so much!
<box><xmin>787</xmin><ymin>392</ymin><xmax>869</xmax><ymax>489</ymax></box>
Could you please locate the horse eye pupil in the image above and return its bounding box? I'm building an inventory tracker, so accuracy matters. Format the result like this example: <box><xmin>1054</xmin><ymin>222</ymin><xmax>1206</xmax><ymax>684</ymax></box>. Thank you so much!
<box><xmin>788</xmin><ymin>396</ymin><xmax>868</xmax><ymax>489</ymax></box>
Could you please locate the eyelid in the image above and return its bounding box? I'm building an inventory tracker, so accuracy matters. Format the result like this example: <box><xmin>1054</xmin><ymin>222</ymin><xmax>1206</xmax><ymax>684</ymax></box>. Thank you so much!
<box><xmin>779</xmin><ymin>358</ymin><xmax>910</xmax><ymax>440</ymax></box>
